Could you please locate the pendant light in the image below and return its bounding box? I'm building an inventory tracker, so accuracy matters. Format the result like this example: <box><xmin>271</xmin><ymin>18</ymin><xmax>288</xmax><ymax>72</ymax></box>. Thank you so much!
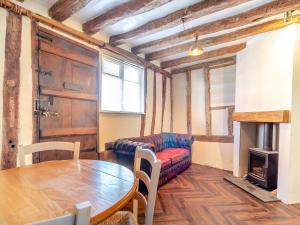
<box><xmin>188</xmin><ymin>34</ymin><xmax>203</xmax><ymax>56</ymax></box>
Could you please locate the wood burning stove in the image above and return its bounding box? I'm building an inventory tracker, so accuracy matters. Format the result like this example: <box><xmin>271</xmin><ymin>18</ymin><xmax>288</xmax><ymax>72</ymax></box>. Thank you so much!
<box><xmin>246</xmin><ymin>123</ymin><xmax>279</xmax><ymax>191</ymax></box>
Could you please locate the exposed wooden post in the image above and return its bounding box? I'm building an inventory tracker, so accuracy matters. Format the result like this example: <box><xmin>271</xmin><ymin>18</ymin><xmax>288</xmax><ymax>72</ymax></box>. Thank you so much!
<box><xmin>203</xmin><ymin>66</ymin><xmax>212</xmax><ymax>136</ymax></box>
<box><xmin>140</xmin><ymin>68</ymin><xmax>148</xmax><ymax>137</ymax></box>
<box><xmin>228</xmin><ymin>106</ymin><xmax>235</xmax><ymax>136</ymax></box>
<box><xmin>186</xmin><ymin>71</ymin><xmax>192</xmax><ymax>135</ymax></box>
<box><xmin>1</xmin><ymin>12</ymin><xmax>22</xmax><ymax>169</ymax></box>
<box><xmin>161</xmin><ymin>75</ymin><xmax>167</xmax><ymax>132</ymax></box>
<box><xmin>170</xmin><ymin>77</ymin><xmax>173</xmax><ymax>132</ymax></box>
<box><xmin>150</xmin><ymin>72</ymin><xmax>157</xmax><ymax>135</ymax></box>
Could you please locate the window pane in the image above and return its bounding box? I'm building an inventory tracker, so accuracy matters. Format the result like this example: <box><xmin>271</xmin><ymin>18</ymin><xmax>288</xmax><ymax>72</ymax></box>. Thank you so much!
<box><xmin>124</xmin><ymin>65</ymin><xmax>140</xmax><ymax>83</ymax></box>
<box><xmin>103</xmin><ymin>59</ymin><xmax>120</xmax><ymax>77</ymax></box>
<box><xmin>123</xmin><ymin>81</ymin><xmax>141</xmax><ymax>112</ymax></box>
<box><xmin>101</xmin><ymin>74</ymin><xmax>122</xmax><ymax>111</ymax></box>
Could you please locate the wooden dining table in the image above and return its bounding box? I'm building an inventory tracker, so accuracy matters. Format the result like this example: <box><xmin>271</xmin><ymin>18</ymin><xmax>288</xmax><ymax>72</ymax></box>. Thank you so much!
<box><xmin>0</xmin><ymin>160</ymin><xmax>137</xmax><ymax>225</ymax></box>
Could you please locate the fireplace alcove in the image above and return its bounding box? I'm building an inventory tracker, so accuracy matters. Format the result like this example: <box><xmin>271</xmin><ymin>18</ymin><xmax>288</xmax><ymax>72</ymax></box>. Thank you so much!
<box><xmin>232</xmin><ymin>110</ymin><xmax>291</xmax><ymax>192</ymax></box>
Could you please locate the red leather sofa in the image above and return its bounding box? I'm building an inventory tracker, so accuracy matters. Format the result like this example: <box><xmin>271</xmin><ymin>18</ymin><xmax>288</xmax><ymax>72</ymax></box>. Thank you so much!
<box><xmin>109</xmin><ymin>133</ymin><xmax>194</xmax><ymax>187</ymax></box>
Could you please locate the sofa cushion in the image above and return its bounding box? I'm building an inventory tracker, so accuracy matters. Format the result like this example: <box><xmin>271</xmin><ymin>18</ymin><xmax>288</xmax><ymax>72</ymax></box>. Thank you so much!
<box><xmin>156</xmin><ymin>152</ymin><xmax>172</xmax><ymax>170</ymax></box>
<box><xmin>158</xmin><ymin>148</ymin><xmax>190</xmax><ymax>165</ymax></box>
<box><xmin>161</xmin><ymin>133</ymin><xmax>194</xmax><ymax>150</ymax></box>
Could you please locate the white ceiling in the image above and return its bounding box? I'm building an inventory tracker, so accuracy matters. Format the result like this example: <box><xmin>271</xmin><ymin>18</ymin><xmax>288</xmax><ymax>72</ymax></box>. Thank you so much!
<box><xmin>17</xmin><ymin>0</ymin><xmax>286</xmax><ymax>68</ymax></box>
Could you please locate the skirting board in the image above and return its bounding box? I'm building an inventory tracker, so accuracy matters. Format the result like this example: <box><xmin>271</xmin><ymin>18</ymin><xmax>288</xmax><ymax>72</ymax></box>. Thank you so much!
<box><xmin>224</xmin><ymin>175</ymin><xmax>279</xmax><ymax>203</ymax></box>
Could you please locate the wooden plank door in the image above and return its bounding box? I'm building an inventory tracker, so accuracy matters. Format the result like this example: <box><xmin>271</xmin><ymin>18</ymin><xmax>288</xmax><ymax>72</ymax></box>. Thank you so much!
<box><xmin>34</xmin><ymin>27</ymin><xmax>99</xmax><ymax>162</ymax></box>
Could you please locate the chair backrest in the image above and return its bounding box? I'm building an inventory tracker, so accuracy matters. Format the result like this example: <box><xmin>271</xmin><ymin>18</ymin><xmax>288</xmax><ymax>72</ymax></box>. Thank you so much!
<box><xmin>19</xmin><ymin>141</ymin><xmax>80</xmax><ymax>166</ymax></box>
<box><xmin>28</xmin><ymin>201</ymin><xmax>91</xmax><ymax>225</ymax></box>
<box><xmin>133</xmin><ymin>146</ymin><xmax>161</xmax><ymax>225</ymax></box>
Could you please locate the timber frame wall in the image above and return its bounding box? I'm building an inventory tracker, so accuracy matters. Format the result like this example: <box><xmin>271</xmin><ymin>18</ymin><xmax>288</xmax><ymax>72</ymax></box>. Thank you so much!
<box><xmin>172</xmin><ymin>57</ymin><xmax>236</xmax><ymax>144</ymax></box>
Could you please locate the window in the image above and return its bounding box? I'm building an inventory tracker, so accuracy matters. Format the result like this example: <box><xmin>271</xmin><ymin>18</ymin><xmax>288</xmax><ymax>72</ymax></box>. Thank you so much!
<box><xmin>101</xmin><ymin>55</ymin><xmax>144</xmax><ymax>113</ymax></box>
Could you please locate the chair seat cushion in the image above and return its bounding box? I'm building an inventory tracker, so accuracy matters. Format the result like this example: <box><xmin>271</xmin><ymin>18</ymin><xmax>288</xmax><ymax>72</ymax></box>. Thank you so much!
<box><xmin>157</xmin><ymin>148</ymin><xmax>190</xmax><ymax>165</ymax></box>
<box><xmin>156</xmin><ymin>152</ymin><xmax>172</xmax><ymax>170</ymax></box>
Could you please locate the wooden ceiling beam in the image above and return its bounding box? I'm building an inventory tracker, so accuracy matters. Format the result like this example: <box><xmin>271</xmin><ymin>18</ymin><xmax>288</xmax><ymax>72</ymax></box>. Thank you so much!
<box><xmin>161</xmin><ymin>43</ymin><xmax>245</xmax><ymax>69</ymax></box>
<box><xmin>171</xmin><ymin>56</ymin><xmax>236</xmax><ymax>75</ymax></box>
<box><xmin>109</xmin><ymin>0</ymin><xmax>248</xmax><ymax>45</ymax></box>
<box><xmin>146</xmin><ymin>17</ymin><xmax>295</xmax><ymax>61</ymax></box>
<box><xmin>0</xmin><ymin>0</ymin><xmax>170</xmax><ymax>78</ymax></box>
<box><xmin>132</xmin><ymin>0</ymin><xmax>300</xmax><ymax>54</ymax></box>
<box><xmin>83</xmin><ymin>0</ymin><xmax>174</xmax><ymax>35</ymax></box>
<box><xmin>49</xmin><ymin>0</ymin><xmax>93</xmax><ymax>22</ymax></box>
<box><xmin>104</xmin><ymin>43</ymin><xmax>171</xmax><ymax>77</ymax></box>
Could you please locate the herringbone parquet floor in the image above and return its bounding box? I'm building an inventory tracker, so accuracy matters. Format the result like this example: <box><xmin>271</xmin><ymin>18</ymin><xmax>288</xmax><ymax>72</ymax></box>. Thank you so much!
<box><xmin>139</xmin><ymin>164</ymin><xmax>300</xmax><ymax>225</ymax></box>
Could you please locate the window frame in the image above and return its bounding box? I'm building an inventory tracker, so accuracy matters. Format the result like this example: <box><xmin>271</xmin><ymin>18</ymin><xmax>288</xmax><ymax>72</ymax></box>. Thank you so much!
<box><xmin>100</xmin><ymin>54</ymin><xmax>145</xmax><ymax>114</ymax></box>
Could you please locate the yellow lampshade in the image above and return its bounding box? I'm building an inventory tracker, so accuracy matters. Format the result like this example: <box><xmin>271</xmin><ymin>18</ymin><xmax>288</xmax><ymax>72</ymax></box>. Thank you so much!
<box><xmin>188</xmin><ymin>46</ymin><xmax>203</xmax><ymax>56</ymax></box>
<box><xmin>188</xmin><ymin>34</ymin><xmax>203</xmax><ymax>56</ymax></box>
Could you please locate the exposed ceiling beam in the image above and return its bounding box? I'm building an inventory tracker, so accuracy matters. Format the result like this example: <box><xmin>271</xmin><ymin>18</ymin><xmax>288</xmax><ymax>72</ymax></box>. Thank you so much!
<box><xmin>49</xmin><ymin>0</ymin><xmax>93</xmax><ymax>22</ymax></box>
<box><xmin>146</xmin><ymin>17</ymin><xmax>295</xmax><ymax>61</ymax></box>
<box><xmin>83</xmin><ymin>0</ymin><xmax>174</xmax><ymax>35</ymax></box>
<box><xmin>161</xmin><ymin>43</ymin><xmax>245</xmax><ymax>69</ymax></box>
<box><xmin>0</xmin><ymin>0</ymin><xmax>170</xmax><ymax>77</ymax></box>
<box><xmin>109</xmin><ymin>0</ymin><xmax>248</xmax><ymax>45</ymax></box>
<box><xmin>171</xmin><ymin>56</ymin><xmax>236</xmax><ymax>75</ymax></box>
<box><xmin>132</xmin><ymin>0</ymin><xmax>300</xmax><ymax>54</ymax></box>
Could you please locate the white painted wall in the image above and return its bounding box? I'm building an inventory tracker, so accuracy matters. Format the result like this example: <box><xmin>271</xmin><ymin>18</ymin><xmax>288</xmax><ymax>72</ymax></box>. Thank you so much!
<box><xmin>172</xmin><ymin>65</ymin><xmax>236</xmax><ymax>171</ymax></box>
<box><xmin>172</xmin><ymin>74</ymin><xmax>187</xmax><ymax>134</ymax></box>
<box><xmin>235</xmin><ymin>26</ymin><xmax>296</xmax><ymax>113</ymax></box>
<box><xmin>234</xmin><ymin>24</ymin><xmax>300</xmax><ymax>204</ymax></box>
<box><xmin>162</xmin><ymin>78</ymin><xmax>171</xmax><ymax>132</ymax></box>
<box><xmin>283</xmin><ymin>25</ymin><xmax>300</xmax><ymax>204</ymax></box>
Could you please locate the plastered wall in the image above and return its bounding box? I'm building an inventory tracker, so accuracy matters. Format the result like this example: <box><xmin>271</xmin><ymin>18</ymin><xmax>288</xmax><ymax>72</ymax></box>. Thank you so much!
<box><xmin>99</xmin><ymin>70</ymin><xmax>172</xmax><ymax>150</ymax></box>
<box><xmin>234</xmin><ymin>24</ymin><xmax>300</xmax><ymax>204</ymax></box>
<box><xmin>172</xmin><ymin>65</ymin><xmax>236</xmax><ymax>171</ymax></box>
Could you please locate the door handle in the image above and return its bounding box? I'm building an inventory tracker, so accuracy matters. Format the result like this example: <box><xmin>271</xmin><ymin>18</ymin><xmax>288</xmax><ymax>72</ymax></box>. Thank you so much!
<box><xmin>35</xmin><ymin>108</ymin><xmax>59</xmax><ymax>118</ymax></box>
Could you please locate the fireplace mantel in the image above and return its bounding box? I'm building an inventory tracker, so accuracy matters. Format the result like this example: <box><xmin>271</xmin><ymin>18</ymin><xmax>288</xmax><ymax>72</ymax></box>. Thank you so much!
<box><xmin>232</xmin><ymin>110</ymin><xmax>291</xmax><ymax>123</ymax></box>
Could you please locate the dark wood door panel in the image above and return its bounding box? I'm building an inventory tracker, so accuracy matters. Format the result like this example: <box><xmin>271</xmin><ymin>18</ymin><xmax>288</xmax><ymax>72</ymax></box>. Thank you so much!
<box><xmin>39</xmin><ymin>97</ymin><xmax>97</xmax><ymax>130</ymax></box>
<box><xmin>39</xmin><ymin>51</ymin><xmax>72</xmax><ymax>90</ymax></box>
<box><xmin>35</xmin><ymin>27</ymin><xmax>99</xmax><ymax>163</ymax></box>
<box><xmin>38</xmin><ymin>28</ymin><xmax>98</xmax><ymax>67</ymax></box>
<box><xmin>71</xmin><ymin>99</ymin><xmax>97</xmax><ymax>128</ymax></box>
<box><xmin>39</xmin><ymin>51</ymin><xmax>97</xmax><ymax>94</ymax></box>
<box><xmin>71</xmin><ymin>63</ymin><xmax>97</xmax><ymax>94</ymax></box>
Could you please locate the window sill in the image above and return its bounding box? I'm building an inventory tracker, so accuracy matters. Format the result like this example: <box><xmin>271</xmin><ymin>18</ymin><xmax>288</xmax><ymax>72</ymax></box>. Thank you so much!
<box><xmin>100</xmin><ymin>110</ymin><xmax>145</xmax><ymax>115</ymax></box>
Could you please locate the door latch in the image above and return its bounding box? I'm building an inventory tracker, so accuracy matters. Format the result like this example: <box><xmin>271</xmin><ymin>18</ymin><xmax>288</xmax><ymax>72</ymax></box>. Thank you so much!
<box><xmin>36</xmin><ymin>68</ymin><xmax>52</xmax><ymax>77</ymax></box>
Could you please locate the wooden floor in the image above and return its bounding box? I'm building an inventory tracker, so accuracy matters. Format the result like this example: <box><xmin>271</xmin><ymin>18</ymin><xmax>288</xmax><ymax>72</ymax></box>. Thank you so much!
<box><xmin>139</xmin><ymin>164</ymin><xmax>300</xmax><ymax>225</ymax></box>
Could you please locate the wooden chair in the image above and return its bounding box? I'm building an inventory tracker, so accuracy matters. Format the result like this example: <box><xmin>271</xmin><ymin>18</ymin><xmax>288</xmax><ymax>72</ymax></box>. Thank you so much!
<box><xmin>19</xmin><ymin>141</ymin><xmax>80</xmax><ymax>166</ymax></box>
<box><xmin>29</xmin><ymin>201</ymin><xmax>91</xmax><ymax>225</ymax></box>
<box><xmin>98</xmin><ymin>147</ymin><xmax>161</xmax><ymax>225</ymax></box>
<box><xmin>133</xmin><ymin>146</ymin><xmax>161</xmax><ymax>225</ymax></box>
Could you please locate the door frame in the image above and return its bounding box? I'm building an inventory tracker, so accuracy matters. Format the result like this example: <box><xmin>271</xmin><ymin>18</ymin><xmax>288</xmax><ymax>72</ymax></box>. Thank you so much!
<box><xmin>31</xmin><ymin>22</ymin><xmax>100</xmax><ymax>162</ymax></box>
